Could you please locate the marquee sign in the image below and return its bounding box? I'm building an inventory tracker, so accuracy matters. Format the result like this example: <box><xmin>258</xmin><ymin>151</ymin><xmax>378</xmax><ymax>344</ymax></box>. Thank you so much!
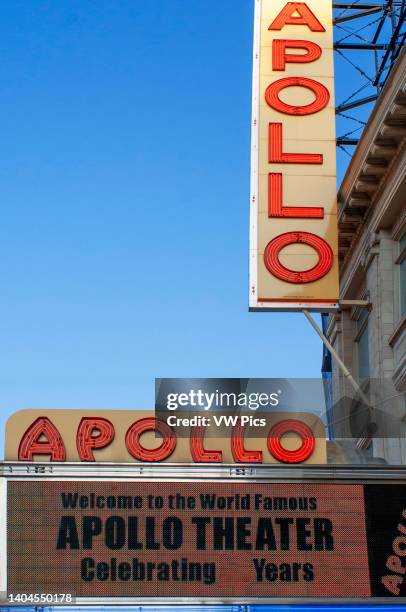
<box><xmin>5</xmin><ymin>409</ymin><xmax>327</xmax><ymax>464</ymax></box>
<box><xmin>4</xmin><ymin>474</ymin><xmax>406</xmax><ymax>602</ymax></box>
<box><xmin>249</xmin><ymin>0</ymin><xmax>339</xmax><ymax>310</ymax></box>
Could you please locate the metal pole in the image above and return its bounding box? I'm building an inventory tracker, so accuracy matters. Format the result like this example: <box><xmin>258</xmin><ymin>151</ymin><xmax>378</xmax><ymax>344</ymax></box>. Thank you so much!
<box><xmin>302</xmin><ymin>310</ymin><xmax>371</xmax><ymax>407</ymax></box>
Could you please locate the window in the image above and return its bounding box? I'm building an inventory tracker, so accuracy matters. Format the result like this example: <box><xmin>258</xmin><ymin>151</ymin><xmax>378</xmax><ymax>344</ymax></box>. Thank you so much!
<box><xmin>399</xmin><ymin>233</ymin><xmax>406</xmax><ymax>320</ymax></box>
<box><xmin>356</xmin><ymin>307</ymin><xmax>370</xmax><ymax>383</ymax></box>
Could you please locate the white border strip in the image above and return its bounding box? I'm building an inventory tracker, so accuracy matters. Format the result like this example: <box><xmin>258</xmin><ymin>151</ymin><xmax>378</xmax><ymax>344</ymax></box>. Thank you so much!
<box><xmin>249</xmin><ymin>0</ymin><xmax>261</xmax><ymax>310</ymax></box>
<box><xmin>0</xmin><ymin>476</ymin><xmax>7</xmax><ymax>594</ymax></box>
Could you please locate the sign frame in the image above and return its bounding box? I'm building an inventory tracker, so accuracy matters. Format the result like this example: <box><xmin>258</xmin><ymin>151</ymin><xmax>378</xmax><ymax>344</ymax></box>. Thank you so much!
<box><xmin>249</xmin><ymin>0</ymin><xmax>339</xmax><ymax>312</ymax></box>
<box><xmin>2</xmin><ymin>461</ymin><xmax>406</xmax><ymax>606</ymax></box>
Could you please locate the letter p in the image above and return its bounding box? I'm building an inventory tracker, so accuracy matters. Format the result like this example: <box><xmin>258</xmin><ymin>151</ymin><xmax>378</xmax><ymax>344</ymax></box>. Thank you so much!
<box><xmin>273</xmin><ymin>40</ymin><xmax>322</xmax><ymax>71</ymax></box>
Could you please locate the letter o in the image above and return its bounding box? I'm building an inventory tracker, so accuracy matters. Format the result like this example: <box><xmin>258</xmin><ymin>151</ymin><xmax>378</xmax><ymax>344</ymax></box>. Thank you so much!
<box><xmin>105</xmin><ymin>516</ymin><xmax>125</xmax><ymax>549</ymax></box>
<box><xmin>162</xmin><ymin>517</ymin><xmax>183</xmax><ymax>550</ymax></box>
<box><xmin>393</xmin><ymin>536</ymin><xmax>406</xmax><ymax>557</ymax></box>
<box><xmin>265</xmin><ymin>77</ymin><xmax>330</xmax><ymax>115</ymax></box>
<box><xmin>268</xmin><ymin>419</ymin><xmax>315</xmax><ymax>463</ymax></box>
<box><xmin>264</xmin><ymin>231</ymin><xmax>333</xmax><ymax>284</ymax></box>
<box><xmin>125</xmin><ymin>417</ymin><xmax>176</xmax><ymax>462</ymax></box>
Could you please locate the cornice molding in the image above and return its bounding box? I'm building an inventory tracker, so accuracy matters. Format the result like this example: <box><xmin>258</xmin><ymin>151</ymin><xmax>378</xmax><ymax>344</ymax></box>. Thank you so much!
<box><xmin>338</xmin><ymin>48</ymin><xmax>406</xmax><ymax>211</ymax></box>
<box><xmin>337</xmin><ymin>48</ymin><xmax>406</xmax><ymax>267</ymax></box>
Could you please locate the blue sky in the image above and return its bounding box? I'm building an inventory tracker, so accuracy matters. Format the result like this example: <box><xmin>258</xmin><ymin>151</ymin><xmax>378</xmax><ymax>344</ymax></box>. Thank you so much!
<box><xmin>0</xmin><ymin>0</ymin><xmax>375</xmax><ymax>457</ymax></box>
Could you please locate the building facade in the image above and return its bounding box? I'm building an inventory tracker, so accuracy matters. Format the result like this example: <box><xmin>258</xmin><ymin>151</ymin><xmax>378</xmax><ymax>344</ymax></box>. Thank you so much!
<box><xmin>326</xmin><ymin>48</ymin><xmax>406</xmax><ymax>463</ymax></box>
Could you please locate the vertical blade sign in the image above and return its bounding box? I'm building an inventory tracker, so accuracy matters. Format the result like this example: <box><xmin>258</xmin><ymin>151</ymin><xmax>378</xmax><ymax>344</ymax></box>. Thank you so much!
<box><xmin>249</xmin><ymin>0</ymin><xmax>338</xmax><ymax>311</ymax></box>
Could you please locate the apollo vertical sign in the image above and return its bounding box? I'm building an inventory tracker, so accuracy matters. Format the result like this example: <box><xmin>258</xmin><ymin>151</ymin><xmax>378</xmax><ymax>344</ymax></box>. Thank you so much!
<box><xmin>250</xmin><ymin>1</ymin><xmax>339</xmax><ymax>310</ymax></box>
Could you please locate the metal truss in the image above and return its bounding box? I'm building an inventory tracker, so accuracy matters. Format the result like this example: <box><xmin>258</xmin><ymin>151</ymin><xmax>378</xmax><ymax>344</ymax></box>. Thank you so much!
<box><xmin>333</xmin><ymin>1</ymin><xmax>406</xmax><ymax>154</ymax></box>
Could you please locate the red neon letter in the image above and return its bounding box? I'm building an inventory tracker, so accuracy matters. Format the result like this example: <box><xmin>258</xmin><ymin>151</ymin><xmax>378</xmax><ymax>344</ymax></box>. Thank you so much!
<box><xmin>231</xmin><ymin>423</ymin><xmax>262</xmax><ymax>463</ymax></box>
<box><xmin>125</xmin><ymin>417</ymin><xmax>176</xmax><ymax>462</ymax></box>
<box><xmin>190</xmin><ymin>426</ymin><xmax>222</xmax><ymax>462</ymax></box>
<box><xmin>273</xmin><ymin>40</ymin><xmax>322</xmax><ymax>71</ymax></box>
<box><xmin>76</xmin><ymin>417</ymin><xmax>115</xmax><ymax>462</ymax></box>
<box><xmin>269</xmin><ymin>124</ymin><xmax>322</xmax><ymax>165</ymax></box>
<box><xmin>268</xmin><ymin>419</ymin><xmax>315</xmax><ymax>463</ymax></box>
<box><xmin>269</xmin><ymin>174</ymin><xmax>323</xmax><ymax>219</ymax></box>
<box><xmin>18</xmin><ymin>417</ymin><xmax>66</xmax><ymax>461</ymax></box>
<box><xmin>269</xmin><ymin>3</ymin><xmax>325</xmax><ymax>32</ymax></box>
<box><xmin>264</xmin><ymin>231</ymin><xmax>334</xmax><ymax>284</ymax></box>
<box><xmin>265</xmin><ymin>77</ymin><xmax>329</xmax><ymax>116</ymax></box>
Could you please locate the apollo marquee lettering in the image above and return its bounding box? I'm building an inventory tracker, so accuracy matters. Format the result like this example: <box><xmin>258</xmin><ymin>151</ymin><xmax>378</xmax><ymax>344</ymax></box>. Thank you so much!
<box><xmin>17</xmin><ymin>415</ymin><xmax>316</xmax><ymax>464</ymax></box>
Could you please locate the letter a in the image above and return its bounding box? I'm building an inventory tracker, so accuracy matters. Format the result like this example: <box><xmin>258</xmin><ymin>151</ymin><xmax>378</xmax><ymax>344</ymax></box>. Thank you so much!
<box><xmin>382</xmin><ymin>574</ymin><xmax>403</xmax><ymax>596</ymax></box>
<box><xmin>269</xmin><ymin>3</ymin><xmax>325</xmax><ymax>32</ymax></box>
<box><xmin>18</xmin><ymin>417</ymin><xmax>66</xmax><ymax>461</ymax></box>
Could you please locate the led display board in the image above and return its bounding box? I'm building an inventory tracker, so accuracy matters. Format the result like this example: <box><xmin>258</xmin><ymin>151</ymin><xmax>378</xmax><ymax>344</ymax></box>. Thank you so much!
<box><xmin>5</xmin><ymin>477</ymin><xmax>406</xmax><ymax>602</ymax></box>
<box><xmin>249</xmin><ymin>0</ymin><xmax>339</xmax><ymax>310</ymax></box>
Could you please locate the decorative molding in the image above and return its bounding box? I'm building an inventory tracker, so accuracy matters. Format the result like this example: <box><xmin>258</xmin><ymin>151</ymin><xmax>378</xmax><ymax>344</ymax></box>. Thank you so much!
<box><xmin>337</xmin><ymin>47</ymin><xmax>406</xmax><ymax>272</ymax></box>
<box><xmin>350</xmin><ymin>291</ymin><xmax>371</xmax><ymax>322</ymax></box>
<box><xmin>326</xmin><ymin>314</ymin><xmax>341</xmax><ymax>345</ymax></box>
<box><xmin>393</xmin><ymin>207</ymin><xmax>406</xmax><ymax>241</ymax></box>
<box><xmin>338</xmin><ymin>48</ymin><xmax>406</xmax><ymax>212</ymax></box>
<box><xmin>393</xmin><ymin>355</ymin><xmax>406</xmax><ymax>392</ymax></box>
<box><xmin>388</xmin><ymin>316</ymin><xmax>406</xmax><ymax>347</ymax></box>
<box><xmin>361</xmin><ymin>233</ymin><xmax>381</xmax><ymax>271</ymax></box>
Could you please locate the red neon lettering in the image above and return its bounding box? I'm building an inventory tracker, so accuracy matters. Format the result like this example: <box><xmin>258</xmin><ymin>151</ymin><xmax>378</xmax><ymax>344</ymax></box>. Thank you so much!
<box><xmin>269</xmin><ymin>3</ymin><xmax>325</xmax><ymax>32</ymax></box>
<box><xmin>76</xmin><ymin>417</ymin><xmax>115</xmax><ymax>462</ymax></box>
<box><xmin>190</xmin><ymin>426</ymin><xmax>222</xmax><ymax>462</ymax></box>
<box><xmin>268</xmin><ymin>173</ymin><xmax>323</xmax><ymax>219</ymax></box>
<box><xmin>264</xmin><ymin>231</ymin><xmax>334</xmax><ymax>283</ymax></box>
<box><xmin>231</xmin><ymin>423</ymin><xmax>262</xmax><ymax>463</ymax></box>
<box><xmin>265</xmin><ymin>77</ymin><xmax>329</xmax><ymax>116</ymax></box>
<box><xmin>125</xmin><ymin>417</ymin><xmax>176</xmax><ymax>462</ymax></box>
<box><xmin>269</xmin><ymin>123</ymin><xmax>322</xmax><ymax>165</ymax></box>
<box><xmin>272</xmin><ymin>39</ymin><xmax>322</xmax><ymax>71</ymax></box>
<box><xmin>18</xmin><ymin>417</ymin><xmax>66</xmax><ymax>461</ymax></box>
<box><xmin>268</xmin><ymin>419</ymin><xmax>315</xmax><ymax>463</ymax></box>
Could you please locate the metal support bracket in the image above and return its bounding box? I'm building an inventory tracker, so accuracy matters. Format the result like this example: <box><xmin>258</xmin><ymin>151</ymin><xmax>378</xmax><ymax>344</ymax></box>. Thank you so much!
<box><xmin>339</xmin><ymin>299</ymin><xmax>370</xmax><ymax>308</ymax></box>
<box><xmin>302</xmin><ymin>310</ymin><xmax>375</xmax><ymax>450</ymax></box>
